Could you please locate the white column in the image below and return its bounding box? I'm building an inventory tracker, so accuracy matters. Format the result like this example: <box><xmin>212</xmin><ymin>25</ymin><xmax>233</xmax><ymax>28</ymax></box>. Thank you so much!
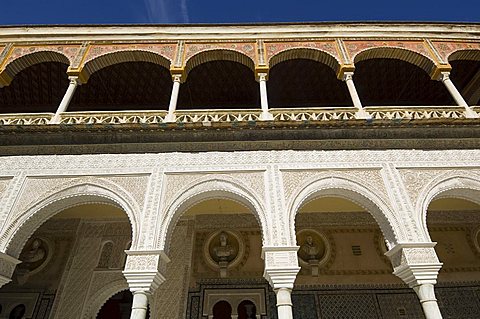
<box><xmin>342</xmin><ymin>71</ymin><xmax>370</xmax><ymax>119</ymax></box>
<box><xmin>438</xmin><ymin>72</ymin><xmax>478</xmax><ymax>118</ymax></box>
<box><xmin>165</xmin><ymin>74</ymin><xmax>182</xmax><ymax>123</ymax></box>
<box><xmin>275</xmin><ymin>287</ymin><xmax>294</xmax><ymax>319</ymax></box>
<box><xmin>123</xmin><ymin>251</ymin><xmax>169</xmax><ymax>319</ymax></box>
<box><xmin>385</xmin><ymin>243</ymin><xmax>443</xmax><ymax>319</ymax></box>
<box><xmin>413</xmin><ymin>283</ymin><xmax>443</xmax><ymax>319</ymax></box>
<box><xmin>130</xmin><ymin>291</ymin><xmax>150</xmax><ymax>319</ymax></box>
<box><xmin>262</xmin><ymin>247</ymin><xmax>300</xmax><ymax>319</ymax></box>
<box><xmin>50</xmin><ymin>76</ymin><xmax>80</xmax><ymax>124</ymax></box>
<box><xmin>258</xmin><ymin>72</ymin><xmax>273</xmax><ymax>121</ymax></box>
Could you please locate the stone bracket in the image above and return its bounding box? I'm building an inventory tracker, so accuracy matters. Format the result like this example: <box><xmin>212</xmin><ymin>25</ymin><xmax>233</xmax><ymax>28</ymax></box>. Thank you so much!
<box><xmin>122</xmin><ymin>250</ymin><xmax>170</xmax><ymax>293</ymax></box>
<box><xmin>262</xmin><ymin>246</ymin><xmax>300</xmax><ymax>290</ymax></box>
<box><xmin>0</xmin><ymin>252</ymin><xmax>21</xmax><ymax>288</ymax></box>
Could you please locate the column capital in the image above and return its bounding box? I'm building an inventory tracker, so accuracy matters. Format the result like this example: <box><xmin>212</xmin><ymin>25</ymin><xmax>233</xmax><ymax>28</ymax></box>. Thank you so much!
<box><xmin>170</xmin><ymin>68</ymin><xmax>186</xmax><ymax>83</ymax></box>
<box><xmin>431</xmin><ymin>64</ymin><xmax>452</xmax><ymax>81</ymax></box>
<box><xmin>255</xmin><ymin>66</ymin><xmax>269</xmax><ymax>81</ymax></box>
<box><xmin>336</xmin><ymin>64</ymin><xmax>355</xmax><ymax>80</ymax></box>
<box><xmin>122</xmin><ymin>250</ymin><xmax>170</xmax><ymax>294</ymax></box>
<box><xmin>0</xmin><ymin>70</ymin><xmax>13</xmax><ymax>87</ymax></box>
<box><xmin>66</xmin><ymin>67</ymin><xmax>89</xmax><ymax>84</ymax></box>
<box><xmin>262</xmin><ymin>246</ymin><xmax>300</xmax><ymax>290</ymax></box>
<box><xmin>0</xmin><ymin>252</ymin><xmax>21</xmax><ymax>288</ymax></box>
<box><xmin>385</xmin><ymin>242</ymin><xmax>442</xmax><ymax>288</ymax></box>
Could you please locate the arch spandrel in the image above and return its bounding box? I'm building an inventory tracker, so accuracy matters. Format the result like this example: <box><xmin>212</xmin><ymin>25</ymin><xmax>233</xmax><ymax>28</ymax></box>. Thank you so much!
<box><xmin>0</xmin><ymin>46</ymin><xmax>76</xmax><ymax>80</ymax></box>
<box><xmin>183</xmin><ymin>48</ymin><xmax>256</xmax><ymax>78</ymax></box>
<box><xmin>268</xmin><ymin>47</ymin><xmax>342</xmax><ymax>74</ymax></box>
<box><xmin>156</xmin><ymin>175</ymin><xmax>270</xmax><ymax>253</ymax></box>
<box><xmin>349</xmin><ymin>42</ymin><xmax>437</xmax><ymax>75</ymax></box>
<box><xmin>431</xmin><ymin>40</ymin><xmax>480</xmax><ymax>63</ymax></box>
<box><xmin>287</xmin><ymin>173</ymin><xmax>403</xmax><ymax>247</ymax></box>
<box><xmin>1</xmin><ymin>179</ymin><xmax>141</xmax><ymax>258</ymax></box>
<box><xmin>416</xmin><ymin>171</ymin><xmax>480</xmax><ymax>241</ymax></box>
<box><xmin>81</xmin><ymin>48</ymin><xmax>173</xmax><ymax>82</ymax></box>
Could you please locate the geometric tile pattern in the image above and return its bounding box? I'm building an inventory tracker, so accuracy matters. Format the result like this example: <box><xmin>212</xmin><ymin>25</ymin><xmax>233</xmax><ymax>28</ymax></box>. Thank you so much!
<box><xmin>377</xmin><ymin>293</ymin><xmax>425</xmax><ymax>319</ymax></box>
<box><xmin>318</xmin><ymin>294</ymin><xmax>380</xmax><ymax>319</ymax></box>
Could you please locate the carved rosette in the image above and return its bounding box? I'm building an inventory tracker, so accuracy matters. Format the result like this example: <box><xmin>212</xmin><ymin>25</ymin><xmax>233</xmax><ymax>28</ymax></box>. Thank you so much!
<box><xmin>262</xmin><ymin>247</ymin><xmax>300</xmax><ymax>290</ymax></box>
<box><xmin>123</xmin><ymin>250</ymin><xmax>170</xmax><ymax>294</ymax></box>
<box><xmin>385</xmin><ymin>243</ymin><xmax>442</xmax><ymax>288</ymax></box>
<box><xmin>0</xmin><ymin>252</ymin><xmax>21</xmax><ymax>287</ymax></box>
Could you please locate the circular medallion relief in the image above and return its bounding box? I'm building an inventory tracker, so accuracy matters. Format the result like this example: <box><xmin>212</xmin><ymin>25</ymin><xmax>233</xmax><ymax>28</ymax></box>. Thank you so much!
<box><xmin>472</xmin><ymin>226</ymin><xmax>480</xmax><ymax>254</ymax></box>
<box><xmin>19</xmin><ymin>237</ymin><xmax>51</xmax><ymax>273</ymax></box>
<box><xmin>204</xmin><ymin>230</ymin><xmax>245</xmax><ymax>270</ymax></box>
<box><xmin>296</xmin><ymin>229</ymin><xmax>331</xmax><ymax>268</ymax></box>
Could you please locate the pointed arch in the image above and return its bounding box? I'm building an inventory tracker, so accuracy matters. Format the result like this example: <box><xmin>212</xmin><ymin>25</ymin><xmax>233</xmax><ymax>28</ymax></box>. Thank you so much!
<box><xmin>417</xmin><ymin>172</ymin><xmax>480</xmax><ymax>241</ymax></box>
<box><xmin>353</xmin><ymin>46</ymin><xmax>436</xmax><ymax>76</ymax></box>
<box><xmin>184</xmin><ymin>49</ymin><xmax>255</xmax><ymax>78</ymax></box>
<box><xmin>269</xmin><ymin>47</ymin><xmax>341</xmax><ymax>73</ymax></box>
<box><xmin>1</xmin><ymin>181</ymin><xmax>140</xmax><ymax>258</ymax></box>
<box><xmin>1</xmin><ymin>50</ymin><xmax>70</xmax><ymax>84</ymax></box>
<box><xmin>157</xmin><ymin>176</ymin><xmax>268</xmax><ymax>252</ymax></box>
<box><xmin>288</xmin><ymin>175</ymin><xmax>401</xmax><ymax>247</ymax></box>
<box><xmin>82</xmin><ymin>50</ymin><xmax>171</xmax><ymax>81</ymax></box>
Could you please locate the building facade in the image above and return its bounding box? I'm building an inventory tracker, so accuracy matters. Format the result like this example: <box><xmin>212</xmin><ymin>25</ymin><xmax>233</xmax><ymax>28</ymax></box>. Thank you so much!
<box><xmin>0</xmin><ymin>22</ymin><xmax>479</xmax><ymax>319</ymax></box>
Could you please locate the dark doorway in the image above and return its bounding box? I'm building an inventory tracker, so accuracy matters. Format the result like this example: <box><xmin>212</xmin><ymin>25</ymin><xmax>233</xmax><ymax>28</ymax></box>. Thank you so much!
<box><xmin>212</xmin><ymin>300</ymin><xmax>232</xmax><ymax>319</ymax></box>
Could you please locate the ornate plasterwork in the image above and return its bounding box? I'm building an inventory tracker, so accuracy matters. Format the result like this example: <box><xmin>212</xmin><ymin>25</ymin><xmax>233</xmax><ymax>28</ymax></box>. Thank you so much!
<box><xmin>286</xmin><ymin>172</ymin><xmax>401</xmax><ymax>246</ymax></box>
<box><xmin>418</xmin><ymin>173</ymin><xmax>480</xmax><ymax>239</ymax></box>
<box><xmin>81</xmin><ymin>272</ymin><xmax>128</xmax><ymax>319</ymax></box>
<box><xmin>157</xmin><ymin>174</ymin><xmax>268</xmax><ymax>251</ymax></box>
<box><xmin>1</xmin><ymin>179</ymin><xmax>141</xmax><ymax>257</ymax></box>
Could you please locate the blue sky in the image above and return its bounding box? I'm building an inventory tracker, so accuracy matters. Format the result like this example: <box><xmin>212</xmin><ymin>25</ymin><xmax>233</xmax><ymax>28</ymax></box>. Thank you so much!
<box><xmin>1</xmin><ymin>0</ymin><xmax>478</xmax><ymax>25</ymax></box>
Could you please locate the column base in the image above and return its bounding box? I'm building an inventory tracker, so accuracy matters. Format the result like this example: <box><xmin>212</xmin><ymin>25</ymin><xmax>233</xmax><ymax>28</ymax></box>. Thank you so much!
<box><xmin>164</xmin><ymin>113</ymin><xmax>177</xmax><ymax>123</ymax></box>
<box><xmin>465</xmin><ymin>107</ymin><xmax>479</xmax><ymax>119</ymax></box>
<box><xmin>259</xmin><ymin>111</ymin><xmax>274</xmax><ymax>121</ymax></box>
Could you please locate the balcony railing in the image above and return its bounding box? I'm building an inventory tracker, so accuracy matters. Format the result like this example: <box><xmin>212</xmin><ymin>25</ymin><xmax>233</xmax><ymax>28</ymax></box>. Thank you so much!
<box><xmin>0</xmin><ymin>106</ymin><xmax>477</xmax><ymax>127</ymax></box>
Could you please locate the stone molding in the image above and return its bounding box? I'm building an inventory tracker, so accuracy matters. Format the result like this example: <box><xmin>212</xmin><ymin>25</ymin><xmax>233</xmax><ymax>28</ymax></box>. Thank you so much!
<box><xmin>262</xmin><ymin>246</ymin><xmax>301</xmax><ymax>290</ymax></box>
<box><xmin>385</xmin><ymin>242</ymin><xmax>442</xmax><ymax>287</ymax></box>
<box><xmin>0</xmin><ymin>149</ymin><xmax>479</xmax><ymax>268</ymax></box>
<box><xmin>123</xmin><ymin>250</ymin><xmax>170</xmax><ymax>293</ymax></box>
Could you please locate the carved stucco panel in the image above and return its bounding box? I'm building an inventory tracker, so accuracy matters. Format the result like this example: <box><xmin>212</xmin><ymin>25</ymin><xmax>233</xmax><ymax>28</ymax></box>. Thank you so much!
<box><xmin>163</xmin><ymin>172</ymin><xmax>265</xmax><ymax>209</ymax></box>
<box><xmin>398</xmin><ymin>169</ymin><xmax>480</xmax><ymax>205</ymax></box>
<box><xmin>105</xmin><ymin>175</ymin><xmax>149</xmax><ymax>215</ymax></box>
<box><xmin>282</xmin><ymin>169</ymin><xmax>388</xmax><ymax>205</ymax></box>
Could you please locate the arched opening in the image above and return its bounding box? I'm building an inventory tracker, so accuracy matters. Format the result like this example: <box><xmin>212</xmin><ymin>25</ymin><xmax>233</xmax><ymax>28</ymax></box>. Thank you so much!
<box><xmin>354</xmin><ymin>48</ymin><xmax>453</xmax><ymax>106</ymax></box>
<box><xmin>292</xmin><ymin>191</ymin><xmax>423</xmax><ymax>318</ymax></box>
<box><xmin>0</xmin><ymin>61</ymin><xmax>69</xmax><ymax>113</ymax></box>
<box><xmin>268</xmin><ymin>49</ymin><xmax>349</xmax><ymax>108</ymax></box>
<box><xmin>178</xmin><ymin>50</ymin><xmax>258</xmax><ymax>110</ymax></box>
<box><xmin>237</xmin><ymin>299</ymin><xmax>257</xmax><ymax>319</ymax></box>
<box><xmin>97</xmin><ymin>290</ymin><xmax>150</xmax><ymax>319</ymax></box>
<box><xmin>71</xmin><ymin>61</ymin><xmax>172</xmax><ymax>111</ymax></box>
<box><xmin>449</xmin><ymin>50</ymin><xmax>480</xmax><ymax>106</ymax></box>
<box><xmin>213</xmin><ymin>300</ymin><xmax>232</xmax><ymax>319</ymax></box>
<box><xmin>426</xmin><ymin>195</ymin><xmax>480</xmax><ymax>317</ymax></box>
<box><xmin>0</xmin><ymin>199</ymin><xmax>134</xmax><ymax>319</ymax></box>
<box><xmin>155</xmin><ymin>179</ymin><xmax>269</xmax><ymax>318</ymax></box>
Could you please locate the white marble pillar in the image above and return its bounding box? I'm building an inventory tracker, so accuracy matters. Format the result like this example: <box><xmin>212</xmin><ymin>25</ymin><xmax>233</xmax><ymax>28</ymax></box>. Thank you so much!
<box><xmin>123</xmin><ymin>250</ymin><xmax>169</xmax><ymax>319</ymax></box>
<box><xmin>257</xmin><ymin>72</ymin><xmax>274</xmax><ymax>121</ymax></box>
<box><xmin>438</xmin><ymin>72</ymin><xmax>478</xmax><ymax>118</ymax></box>
<box><xmin>130</xmin><ymin>291</ymin><xmax>150</xmax><ymax>319</ymax></box>
<box><xmin>385</xmin><ymin>243</ymin><xmax>443</xmax><ymax>319</ymax></box>
<box><xmin>275</xmin><ymin>287</ymin><xmax>294</xmax><ymax>319</ymax></box>
<box><xmin>50</xmin><ymin>76</ymin><xmax>80</xmax><ymax>124</ymax></box>
<box><xmin>165</xmin><ymin>74</ymin><xmax>182</xmax><ymax>123</ymax></box>
<box><xmin>413</xmin><ymin>283</ymin><xmax>443</xmax><ymax>319</ymax></box>
<box><xmin>262</xmin><ymin>247</ymin><xmax>300</xmax><ymax>319</ymax></box>
<box><xmin>342</xmin><ymin>71</ymin><xmax>370</xmax><ymax>119</ymax></box>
